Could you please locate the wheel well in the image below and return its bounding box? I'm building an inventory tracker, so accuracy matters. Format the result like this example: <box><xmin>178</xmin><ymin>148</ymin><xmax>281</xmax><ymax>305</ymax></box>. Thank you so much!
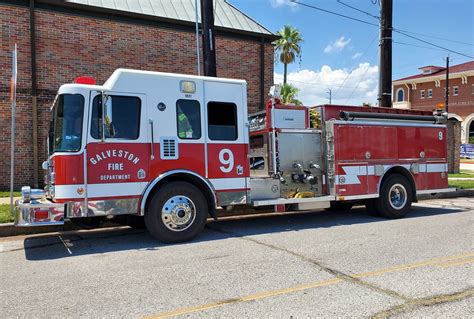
<box><xmin>143</xmin><ymin>173</ymin><xmax>217</xmax><ymax>219</ymax></box>
<box><xmin>379</xmin><ymin>166</ymin><xmax>417</xmax><ymax>200</ymax></box>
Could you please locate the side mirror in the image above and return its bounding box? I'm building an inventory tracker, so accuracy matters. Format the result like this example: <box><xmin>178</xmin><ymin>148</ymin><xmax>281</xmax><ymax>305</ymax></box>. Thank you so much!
<box><xmin>98</xmin><ymin>91</ymin><xmax>111</xmax><ymax>141</ymax></box>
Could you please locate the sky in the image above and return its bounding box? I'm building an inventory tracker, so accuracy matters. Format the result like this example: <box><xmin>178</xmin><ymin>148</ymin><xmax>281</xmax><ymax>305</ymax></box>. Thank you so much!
<box><xmin>229</xmin><ymin>0</ymin><xmax>474</xmax><ymax>106</ymax></box>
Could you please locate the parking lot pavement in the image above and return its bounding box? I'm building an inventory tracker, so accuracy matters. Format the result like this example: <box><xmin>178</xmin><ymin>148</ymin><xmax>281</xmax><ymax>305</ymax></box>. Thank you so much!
<box><xmin>0</xmin><ymin>198</ymin><xmax>472</xmax><ymax>318</ymax></box>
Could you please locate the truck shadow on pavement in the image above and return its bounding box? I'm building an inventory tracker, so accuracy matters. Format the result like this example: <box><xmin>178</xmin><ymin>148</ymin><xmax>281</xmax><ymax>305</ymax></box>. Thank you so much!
<box><xmin>23</xmin><ymin>204</ymin><xmax>467</xmax><ymax>261</ymax></box>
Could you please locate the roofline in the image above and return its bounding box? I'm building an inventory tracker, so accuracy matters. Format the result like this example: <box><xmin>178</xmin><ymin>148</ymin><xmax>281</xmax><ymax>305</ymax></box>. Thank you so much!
<box><xmin>418</xmin><ymin>66</ymin><xmax>444</xmax><ymax>69</ymax></box>
<box><xmin>3</xmin><ymin>0</ymin><xmax>279</xmax><ymax>42</ymax></box>
<box><xmin>393</xmin><ymin>69</ymin><xmax>474</xmax><ymax>84</ymax></box>
<box><xmin>224</xmin><ymin>0</ymin><xmax>275</xmax><ymax>38</ymax></box>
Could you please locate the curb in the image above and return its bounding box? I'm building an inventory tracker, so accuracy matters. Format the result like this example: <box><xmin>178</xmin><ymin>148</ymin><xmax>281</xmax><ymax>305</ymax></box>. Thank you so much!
<box><xmin>1</xmin><ymin>189</ymin><xmax>472</xmax><ymax>238</ymax></box>
<box><xmin>0</xmin><ymin>221</ymin><xmax>123</xmax><ymax>238</ymax></box>
<box><xmin>416</xmin><ymin>189</ymin><xmax>474</xmax><ymax>200</ymax></box>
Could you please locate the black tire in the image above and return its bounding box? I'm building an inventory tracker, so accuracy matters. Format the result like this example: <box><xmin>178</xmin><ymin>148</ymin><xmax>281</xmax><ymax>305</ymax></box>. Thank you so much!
<box><xmin>327</xmin><ymin>201</ymin><xmax>354</xmax><ymax>212</ymax></box>
<box><xmin>144</xmin><ymin>182</ymin><xmax>208</xmax><ymax>243</ymax></box>
<box><xmin>364</xmin><ymin>199</ymin><xmax>379</xmax><ymax>216</ymax></box>
<box><xmin>126</xmin><ymin>215</ymin><xmax>146</xmax><ymax>229</ymax></box>
<box><xmin>375</xmin><ymin>174</ymin><xmax>413</xmax><ymax>219</ymax></box>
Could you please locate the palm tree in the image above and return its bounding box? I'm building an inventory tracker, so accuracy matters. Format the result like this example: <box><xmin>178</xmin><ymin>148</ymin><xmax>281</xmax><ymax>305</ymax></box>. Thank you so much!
<box><xmin>274</xmin><ymin>25</ymin><xmax>303</xmax><ymax>85</ymax></box>
<box><xmin>280</xmin><ymin>83</ymin><xmax>302</xmax><ymax>106</ymax></box>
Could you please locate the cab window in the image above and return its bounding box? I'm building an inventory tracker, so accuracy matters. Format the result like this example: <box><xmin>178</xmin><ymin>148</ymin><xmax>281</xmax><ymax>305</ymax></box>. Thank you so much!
<box><xmin>208</xmin><ymin>102</ymin><xmax>238</xmax><ymax>141</ymax></box>
<box><xmin>91</xmin><ymin>95</ymin><xmax>141</xmax><ymax>139</ymax></box>
<box><xmin>176</xmin><ymin>99</ymin><xmax>201</xmax><ymax>139</ymax></box>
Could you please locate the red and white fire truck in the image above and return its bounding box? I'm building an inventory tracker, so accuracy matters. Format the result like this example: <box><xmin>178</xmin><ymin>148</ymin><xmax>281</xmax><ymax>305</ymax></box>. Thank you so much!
<box><xmin>15</xmin><ymin>69</ymin><xmax>452</xmax><ymax>242</ymax></box>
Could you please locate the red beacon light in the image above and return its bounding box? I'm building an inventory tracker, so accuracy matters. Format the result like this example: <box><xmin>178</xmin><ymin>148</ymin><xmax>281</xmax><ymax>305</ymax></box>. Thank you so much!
<box><xmin>74</xmin><ymin>75</ymin><xmax>96</xmax><ymax>85</ymax></box>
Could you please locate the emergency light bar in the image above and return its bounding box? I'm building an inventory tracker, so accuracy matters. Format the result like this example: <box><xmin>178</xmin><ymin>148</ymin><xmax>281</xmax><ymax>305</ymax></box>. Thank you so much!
<box><xmin>74</xmin><ymin>76</ymin><xmax>96</xmax><ymax>85</ymax></box>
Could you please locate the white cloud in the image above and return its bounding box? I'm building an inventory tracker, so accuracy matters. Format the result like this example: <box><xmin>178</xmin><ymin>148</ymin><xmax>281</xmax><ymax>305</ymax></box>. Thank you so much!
<box><xmin>269</xmin><ymin>0</ymin><xmax>297</xmax><ymax>8</ymax></box>
<box><xmin>352</xmin><ymin>52</ymin><xmax>363</xmax><ymax>59</ymax></box>
<box><xmin>324</xmin><ymin>36</ymin><xmax>351</xmax><ymax>54</ymax></box>
<box><xmin>274</xmin><ymin>63</ymin><xmax>379</xmax><ymax>106</ymax></box>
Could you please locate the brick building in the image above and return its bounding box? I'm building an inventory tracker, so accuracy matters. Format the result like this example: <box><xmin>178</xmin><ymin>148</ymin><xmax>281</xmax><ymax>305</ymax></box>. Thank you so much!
<box><xmin>392</xmin><ymin>61</ymin><xmax>474</xmax><ymax>144</ymax></box>
<box><xmin>0</xmin><ymin>0</ymin><xmax>277</xmax><ymax>189</ymax></box>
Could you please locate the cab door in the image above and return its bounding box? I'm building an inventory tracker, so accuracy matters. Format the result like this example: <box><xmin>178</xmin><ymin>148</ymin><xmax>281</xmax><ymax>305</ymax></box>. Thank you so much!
<box><xmin>204</xmin><ymin>81</ymin><xmax>249</xmax><ymax>205</ymax></box>
<box><xmin>85</xmin><ymin>92</ymin><xmax>149</xmax><ymax>204</ymax></box>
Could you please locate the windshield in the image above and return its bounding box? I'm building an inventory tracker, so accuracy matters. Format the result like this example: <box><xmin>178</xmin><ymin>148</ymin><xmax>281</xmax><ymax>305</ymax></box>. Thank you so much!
<box><xmin>49</xmin><ymin>94</ymin><xmax>85</xmax><ymax>152</ymax></box>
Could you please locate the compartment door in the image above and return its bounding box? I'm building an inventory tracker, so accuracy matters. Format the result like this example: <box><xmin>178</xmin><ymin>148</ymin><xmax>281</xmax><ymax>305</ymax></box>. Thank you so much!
<box><xmin>204</xmin><ymin>81</ymin><xmax>249</xmax><ymax>205</ymax></box>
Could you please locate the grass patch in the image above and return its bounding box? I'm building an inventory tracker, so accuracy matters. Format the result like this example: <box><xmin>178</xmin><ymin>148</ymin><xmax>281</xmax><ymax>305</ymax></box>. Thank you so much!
<box><xmin>449</xmin><ymin>180</ymin><xmax>474</xmax><ymax>190</ymax></box>
<box><xmin>0</xmin><ymin>204</ymin><xmax>14</xmax><ymax>223</ymax></box>
<box><xmin>448</xmin><ymin>171</ymin><xmax>474</xmax><ymax>178</ymax></box>
<box><xmin>0</xmin><ymin>191</ymin><xmax>21</xmax><ymax>198</ymax></box>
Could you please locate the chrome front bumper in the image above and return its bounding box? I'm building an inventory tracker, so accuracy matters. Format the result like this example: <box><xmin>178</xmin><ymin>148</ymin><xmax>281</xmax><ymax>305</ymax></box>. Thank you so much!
<box><xmin>14</xmin><ymin>199</ymin><xmax>65</xmax><ymax>227</ymax></box>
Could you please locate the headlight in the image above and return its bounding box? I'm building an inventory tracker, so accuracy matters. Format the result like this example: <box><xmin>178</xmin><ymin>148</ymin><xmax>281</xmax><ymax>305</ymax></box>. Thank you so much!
<box><xmin>21</xmin><ymin>186</ymin><xmax>31</xmax><ymax>203</ymax></box>
<box><xmin>22</xmin><ymin>186</ymin><xmax>46</xmax><ymax>203</ymax></box>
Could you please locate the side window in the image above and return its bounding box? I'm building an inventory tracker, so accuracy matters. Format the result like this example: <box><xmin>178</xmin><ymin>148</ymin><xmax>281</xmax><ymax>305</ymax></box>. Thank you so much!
<box><xmin>91</xmin><ymin>95</ymin><xmax>141</xmax><ymax>140</ymax></box>
<box><xmin>208</xmin><ymin>102</ymin><xmax>238</xmax><ymax>141</ymax></box>
<box><xmin>176</xmin><ymin>99</ymin><xmax>201</xmax><ymax>139</ymax></box>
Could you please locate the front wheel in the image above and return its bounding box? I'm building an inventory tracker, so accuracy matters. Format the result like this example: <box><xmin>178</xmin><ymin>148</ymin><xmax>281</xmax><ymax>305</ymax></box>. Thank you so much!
<box><xmin>375</xmin><ymin>174</ymin><xmax>413</xmax><ymax>219</ymax></box>
<box><xmin>144</xmin><ymin>182</ymin><xmax>208</xmax><ymax>243</ymax></box>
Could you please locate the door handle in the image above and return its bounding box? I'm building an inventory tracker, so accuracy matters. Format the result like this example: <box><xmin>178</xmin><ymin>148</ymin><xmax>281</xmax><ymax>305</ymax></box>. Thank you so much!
<box><xmin>149</xmin><ymin>119</ymin><xmax>155</xmax><ymax>160</ymax></box>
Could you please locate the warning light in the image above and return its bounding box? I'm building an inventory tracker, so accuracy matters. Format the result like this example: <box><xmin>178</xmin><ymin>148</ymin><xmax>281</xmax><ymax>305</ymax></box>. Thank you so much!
<box><xmin>436</xmin><ymin>102</ymin><xmax>445</xmax><ymax>110</ymax></box>
<box><xmin>75</xmin><ymin>76</ymin><xmax>96</xmax><ymax>85</ymax></box>
<box><xmin>180</xmin><ymin>81</ymin><xmax>196</xmax><ymax>94</ymax></box>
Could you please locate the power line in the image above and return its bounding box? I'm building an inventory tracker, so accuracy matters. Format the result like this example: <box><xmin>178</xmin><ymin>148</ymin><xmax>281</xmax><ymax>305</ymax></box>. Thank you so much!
<box><xmin>393</xmin><ymin>29</ymin><xmax>474</xmax><ymax>59</ymax></box>
<box><xmin>393</xmin><ymin>40</ymin><xmax>449</xmax><ymax>52</ymax></box>
<box><xmin>337</xmin><ymin>0</ymin><xmax>473</xmax><ymax>46</ymax></box>
<box><xmin>290</xmin><ymin>0</ymin><xmax>379</xmax><ymax>27</ymax></box>
<box><xmin>280</xmin><ymin>77</ymin><xmax>366</xmax><ymax>89</ymax></box>
<box><xmin>392</xmin><ymin>28</ymin><xmax>473</xmax><ymax>47</ymax></box>
<box><xmin>336</xmin><ymin>0</ymin><xmax>379</xmax><ymax>20</ymax></box>
<box><xmin>291</xmin><ymin>0</ymin><xmax>474</xmax><ymax>59</ymax></box>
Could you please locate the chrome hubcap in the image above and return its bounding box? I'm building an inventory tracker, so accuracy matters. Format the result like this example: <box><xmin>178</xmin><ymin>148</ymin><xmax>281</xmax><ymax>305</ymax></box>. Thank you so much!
<box><xmin>161</xmin><ymin>195</ymin><xmax>196</xmax><ymax>231</ymax></box>
<box><xmin>389</xmin><ymin>183</ymin><xmax>407</xmax><ymax>210</ymax></box>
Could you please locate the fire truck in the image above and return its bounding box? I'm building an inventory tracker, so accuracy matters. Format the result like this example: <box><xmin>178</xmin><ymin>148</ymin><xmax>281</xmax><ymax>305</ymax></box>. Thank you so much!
<box><xmin>14</xmin><ymin>69</ymin><xmax>452</xmax><ymax>242</ymax></box>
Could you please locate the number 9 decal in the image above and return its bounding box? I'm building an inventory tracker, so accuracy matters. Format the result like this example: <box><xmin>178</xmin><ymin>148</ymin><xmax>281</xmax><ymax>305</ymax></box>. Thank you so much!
<box><xmin>219</xmin><ymin>149</ymin><xmax>234</xmax><ymax>173</ymax></box>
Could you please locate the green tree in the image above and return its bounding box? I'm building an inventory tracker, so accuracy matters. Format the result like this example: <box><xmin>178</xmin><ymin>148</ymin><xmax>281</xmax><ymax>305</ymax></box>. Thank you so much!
<box><xmin>280</xmin><ymin>83</ymin><xmax>303</xmax><ymax>106</ymax></box>
<box><xmin>309</xmin><ymin>108</ymin><xmax>321</xmax><ymax>129</ymax></box>
<box><xmin>274</xmin><ymin>25</ymin><xmax>303</xmax><ymax>85</ymax></box>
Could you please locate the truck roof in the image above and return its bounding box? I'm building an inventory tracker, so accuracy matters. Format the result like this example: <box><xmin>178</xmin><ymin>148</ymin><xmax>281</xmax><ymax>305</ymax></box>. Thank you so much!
<box><xmin>58</xmin><ymin>68</ymin><xmax>247</xmax><ymax>94</ymax></box>
<box><xmin>104</xmin><ymin>68</ymin><xmax>247</xmax><ymax>91</ymax></box>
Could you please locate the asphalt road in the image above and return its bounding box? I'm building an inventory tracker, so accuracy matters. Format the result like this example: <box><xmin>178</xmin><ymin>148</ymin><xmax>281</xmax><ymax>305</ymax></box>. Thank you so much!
<box><xmin>1</xmin><ymin>197</ymin><xmax>473</xmax><ymax>318</ymax></box>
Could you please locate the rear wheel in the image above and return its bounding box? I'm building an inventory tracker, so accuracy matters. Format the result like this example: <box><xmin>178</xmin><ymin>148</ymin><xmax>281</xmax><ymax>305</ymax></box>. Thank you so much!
<box><xmin>375</xmin><ymin>174</ymin><xmax>412</xmax><ymax>219</ymax></box>
<box><xmin>144</xmin><ymin>182</ymin><xmax>208</xmax><ymax>243</ymax></box>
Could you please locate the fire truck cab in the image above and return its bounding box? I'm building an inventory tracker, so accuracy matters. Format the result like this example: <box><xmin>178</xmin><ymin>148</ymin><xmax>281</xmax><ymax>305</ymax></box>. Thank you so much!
<box><xmin>15</xmin><ymin>69</ymin><xmax>453</xmax><ymax>243</ymax></box>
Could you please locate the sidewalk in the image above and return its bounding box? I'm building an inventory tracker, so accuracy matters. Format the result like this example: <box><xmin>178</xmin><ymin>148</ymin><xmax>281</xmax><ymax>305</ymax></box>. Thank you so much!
<box><xmin>0</xmin><ymin>197</ymin><xmax>20</xmax><ymax>205</ymax></box>
<box><xmin>460</xmin><ymin>161</ymin><xmax>474</xmax><ymax>172</ymax></box>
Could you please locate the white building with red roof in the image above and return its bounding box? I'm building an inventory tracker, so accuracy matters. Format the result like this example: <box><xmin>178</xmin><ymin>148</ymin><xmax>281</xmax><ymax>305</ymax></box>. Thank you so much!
<box><xmin>393</xmin><ymin>61</ymin><xmax>474</xmax><ymax>144</ymax></box>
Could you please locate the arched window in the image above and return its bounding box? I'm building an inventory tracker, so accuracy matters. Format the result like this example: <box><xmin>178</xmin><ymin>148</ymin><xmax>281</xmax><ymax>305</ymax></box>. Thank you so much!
<box><xmin>396</xmin><ymin>88</ymin><xmax>404</xmax><ymax>102</ymax></box>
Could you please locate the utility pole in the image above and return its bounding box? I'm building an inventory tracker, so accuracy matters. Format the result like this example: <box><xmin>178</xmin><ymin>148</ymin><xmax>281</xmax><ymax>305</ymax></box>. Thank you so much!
<box><xmin>378</xmin><ymin>0</ymin><xmax>392</xmax><ymax>107</ymax></box>
<box><xmin>194</xmin><ymin>0</ymin><xmax>201</xmax><ymax>76</ymax></box>
<box><xmin>327</xmin><ymin>88</ymin><xmax>332</xmax><ymax>104</ymax></box>
<box><xmin>200</xmin><ymin>0</ymin><xmax>217</xmax><ymax>77</ymax></box>
<box><xmin>445</xmin><ymin>56</ymin><xmax>450</xmax><ymax>113</ymax></box>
